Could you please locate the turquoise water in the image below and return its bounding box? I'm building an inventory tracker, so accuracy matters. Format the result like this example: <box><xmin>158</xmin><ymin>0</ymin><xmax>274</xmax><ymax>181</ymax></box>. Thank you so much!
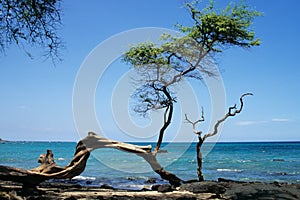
<box><xmin>0</xmin><ymin>141</ymin><xmax>299</xmax><ymax>189</ymax></box>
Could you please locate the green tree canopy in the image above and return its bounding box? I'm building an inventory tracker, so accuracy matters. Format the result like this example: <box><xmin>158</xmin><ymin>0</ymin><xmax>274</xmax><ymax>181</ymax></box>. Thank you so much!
<box><xmin>0</xmin><ymin>0</ymin><xmax>63</xmax><ymax>62</ymax></box>
<box><xmin>181</xmin><ymin>0</ymin><xmax>261</xmax><ymax>52</ymax></box>
<box><xmin>123</xmin><ymin>0</ymin><xmax>261</xmax><ymax>115</ymax></box>
<box><xmin>123</xmin><ymin>0</ymin><xmax>261</xmax><ymax>154</ymax></box>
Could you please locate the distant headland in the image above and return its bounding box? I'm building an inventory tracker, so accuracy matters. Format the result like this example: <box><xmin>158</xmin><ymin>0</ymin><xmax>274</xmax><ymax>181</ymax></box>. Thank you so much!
<box><xmin>0</xmin><ymin>138</ymin><xmax>7</xmax><ymax>143</ymax></box>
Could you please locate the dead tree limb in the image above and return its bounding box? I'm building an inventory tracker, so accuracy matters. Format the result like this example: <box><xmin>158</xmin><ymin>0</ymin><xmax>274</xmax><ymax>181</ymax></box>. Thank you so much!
<box><xmin>185</xmin><ymin>107</ymin><xmax>204</xmax><ymax>135</ymax></box>
<box><xmin>0</xmin><ymin>132</ymin><xmax>182</xmax><ymax>188</ymax></box>
<box><xmin>185</xmin><ymin>93</ymin><xmax>252</xmax><ymax>181</ymax></box>
<box><xmin>203</xmin><ymin>93</ymin><xmax>253</xmax><ymax>140</ymax></box>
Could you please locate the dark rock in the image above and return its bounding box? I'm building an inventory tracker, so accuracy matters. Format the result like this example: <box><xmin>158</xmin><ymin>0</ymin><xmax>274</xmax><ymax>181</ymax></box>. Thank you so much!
<box><xmin>99</xmin><ymin>184</ymin><xmax>114</xmax><ymax>189</ymax></box>
<box><xmin>145</xmin><ymin>178</ymin><xmax>156</xmax><ymax>184</ymax></box>
<box><xmin>223</xmin><ymin>182</ymin><xmax>300</xmax><ymax>200</ymax></box>
<box><xmin>40</xmin><ymin>182</ymin><xmax>82</xmax><ymax>189</ymax></box>
<box><xmin>65</xmin><ymin>196</ymin><xmax>77</xmax><ymax>200</ymax></box>
<box><xmin>140</xmin><ymin>187</ymin><xmax>150</xmax><ymax>191</ymax></box>
<box><xmin>86</xmin><ymin>180</ymin><xmax>93</xmax><ymax>184</ymax></box>
<box><xmin>151</xmin><ymin>184</ymin><xmax>160</xmax><ymax>191</ymax></box>
<box><xmin>273</xmin><ymin>159</ymin><xmax>285</xmax><ymax>162</ymax></box>
<box><xmin>180</xmin><ymin>181</ymin><xmax>227</xmax><ymax>194</ymax></box>
<box><xmin>218</xmin><ymin>178</ymin><xmax>245</xmax><ymax>183</ymax></box>
<box><xmin>183</xmin><ymin>179</ymin><xmax>199</xmax><ymax>184</ymax></box>
<box><xmin>152</xmin><ymin>184</ymin><xmax>173</xmax><ymax>193</ymax></box>
<box><xmin>175</xmin><ymin>197</ymin><xmax>197</xmax><ymax>200</ymax></box>
<box><xmin>127</xmin><ymin>177</ymin><xmax>135</xmax><ymax>181</ymax></box>
<box><xmin>273</xmin><ymin>181</ymin><xmax>281</xmax><ymax>187</ymax></box>
<box><xmin>157</xmin><ymin>149</ymin><xmax>168</xmax><ymax>153</ymax></box>
<box><xmin>157</xmin><ymin>184</ymin><xmax>173</xmax><ymax>193</ymax></box>
<box><xmin>273</xmin><ymin>181</ymin><xmax>287</xmax><ymax>187</ymax></box>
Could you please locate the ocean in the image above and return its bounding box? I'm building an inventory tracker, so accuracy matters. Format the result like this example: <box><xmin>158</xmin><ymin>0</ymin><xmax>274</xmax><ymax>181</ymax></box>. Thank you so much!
<box><xmin>0</xmin><ymin>141</ymin><xmax>299</xmax><ymax>189</ymax></box>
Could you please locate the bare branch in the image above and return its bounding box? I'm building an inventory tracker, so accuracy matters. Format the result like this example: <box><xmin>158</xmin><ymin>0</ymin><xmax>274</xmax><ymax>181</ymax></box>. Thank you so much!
<box><xmin>185</xmin><ymin>107</ymin><xmax>205</xmax><ymax>135</ymax></box>
<box><xmin>203</xmin><ymin>93</ymin><xmax>253</xmax><ymax>140</ymax></box>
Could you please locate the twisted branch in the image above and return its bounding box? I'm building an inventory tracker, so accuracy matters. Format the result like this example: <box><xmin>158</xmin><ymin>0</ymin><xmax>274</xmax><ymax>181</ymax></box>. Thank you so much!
<box><xmin>185</xmin><ymin>93</ymin><xmax>252</xmax><ymax>181</ymax></box>
<box><xmin>185</xmin><ymin>107</ymin><xmax>204</xmax><ymax>135</ymax></box>
<box><xmin>203</xmin><ymin>93</ymin><xmax>253</xmax><ymax>140</ymax></box>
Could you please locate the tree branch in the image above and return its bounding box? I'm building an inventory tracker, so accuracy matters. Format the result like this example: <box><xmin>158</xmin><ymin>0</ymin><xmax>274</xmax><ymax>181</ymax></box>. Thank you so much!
<box><xmin>185</xmin><ymin>107</ymin><xmax>204</xmax><ymax>135</ymax></box>
<box><xmin>203</xmin><ymin>93</ymin><xmax>253</xmax><ymax>140</ymax></box>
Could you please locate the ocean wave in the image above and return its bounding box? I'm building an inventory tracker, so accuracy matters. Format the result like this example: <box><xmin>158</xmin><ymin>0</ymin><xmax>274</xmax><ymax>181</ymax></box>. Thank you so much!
<box><xmin>72</xmin><ymin>175</ymin><xmax>96</xmax><ymax>181</ymax></box>
<box><xmin>119</xmin><ymin>184</ymin><xmax>151</xmax><ymax>190</ymax></box>
<box><xmin>217</xmin><ymin>169</ymin><xmax>243</xmax><ymax>172</ymax></box>
<box><xmin>236</xmin><ymin>159</ymin><xmax>252</xmax><ymax>163</ymax></box>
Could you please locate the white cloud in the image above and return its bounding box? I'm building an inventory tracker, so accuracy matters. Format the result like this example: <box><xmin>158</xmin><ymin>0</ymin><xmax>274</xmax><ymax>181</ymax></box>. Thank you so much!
<box><xmin>17</xmin><ymin>105</ymin><xmax>30</xmax><ymax>110</ymax></box>
<box><xmin>236</xmin><ymin>120</ymin><xmax>268</xmax><ymax>126</ymax></box>
<box><xmin>236</xmin><ymin>118</ymin><xmax>291</xmax><ymax>126</ymax></box>
<box><xmin>271</xmin><ymin>118</ymin><xmax>290</xmax><ymax>122</ymax></box>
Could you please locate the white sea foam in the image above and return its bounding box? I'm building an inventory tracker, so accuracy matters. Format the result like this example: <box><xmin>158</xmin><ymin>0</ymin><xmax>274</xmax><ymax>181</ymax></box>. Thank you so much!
<box><xmin>120</xmin><ymin>184</ymin><xmax>151</xmax><ymax>190</ymax></box>
<box><xmin>217</xmin><ymin>169</ymin><xmax>243</xmax><ymax>172</ymax></box>
<box><xmin>237</xmin><ymin>159</ymin><xmax>252</xmax><ymax>163</ymax></box>
<box><xmin>57</xmin><ymin>158</ymin><xmax>65</xmax><ymax>161</ymax></box>
<box><xmin>72</xmin><ymin>175</ymin><xmax>96</xmax><ymax>181</ymax></box>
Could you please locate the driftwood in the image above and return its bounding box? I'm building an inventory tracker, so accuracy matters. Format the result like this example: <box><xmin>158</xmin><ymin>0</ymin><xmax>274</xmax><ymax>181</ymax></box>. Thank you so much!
<box><xmin>0</xmin><ymin>132</ymin><xmax>182</xmax><ymax>188</ymax></box>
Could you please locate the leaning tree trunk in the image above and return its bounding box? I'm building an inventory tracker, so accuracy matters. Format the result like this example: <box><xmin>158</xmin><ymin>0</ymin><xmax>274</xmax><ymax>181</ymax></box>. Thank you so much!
<box><xmin>0</xmin><ymin>132</ymin><xmax>182</xmax><ymax>188</ymax></box>
<box><xmin>81</xmin><ymin>132</ymin><xmax>182</xmax><ymax>186</ymax></box>
<box><xmin>153</xmin><ymin>86</ymin><xmax>174</xmax><ymax>156</ymax></box>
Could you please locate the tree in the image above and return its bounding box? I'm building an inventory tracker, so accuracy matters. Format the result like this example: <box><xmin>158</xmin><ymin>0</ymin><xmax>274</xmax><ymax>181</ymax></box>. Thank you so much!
<box><xmin>123</xmin><ymin>0</ymin><xmax>260</xmax><ymax>176</ymax></box>
<box><xmin>0</xmin><ymin>0</ymin><xmax>63</xmax><ymax>62</ymax></box>
<box><xmin>185</xmin><ymin>93</ymin><xmax>252</xmax><ymax>181</ymax></box>
<box><xmin>0</xmin><ymin>0</ymin><xmax>261</xmax><ymax>188</ymax></box>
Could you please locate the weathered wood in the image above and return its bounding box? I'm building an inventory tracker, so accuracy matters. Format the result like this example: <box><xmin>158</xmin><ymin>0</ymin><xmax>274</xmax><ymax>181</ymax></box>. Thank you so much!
<box><xmin>0</xmin><ymin>132</ymin><xmax>182</xmax><ymax>187</ymax></box>
<box><xmin>0</xmin><ymin>140</ymin><xmax>90</xmax><ymax>187</ymax></box>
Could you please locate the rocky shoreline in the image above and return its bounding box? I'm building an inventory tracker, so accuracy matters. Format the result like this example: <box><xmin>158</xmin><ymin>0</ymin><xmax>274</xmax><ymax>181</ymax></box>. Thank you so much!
<box><xmin>1</xmin><ymin>179</ymin><xmax>300</xmax><ymax>200</ymax></box>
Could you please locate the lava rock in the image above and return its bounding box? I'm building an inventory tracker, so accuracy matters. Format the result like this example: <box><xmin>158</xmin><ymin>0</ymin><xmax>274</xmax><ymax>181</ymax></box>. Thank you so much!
<box><xmin>273</xmin><ymin>159</ymin><xmax>285</xmax><ymax>162</ymax></box>
<box><xmin>157</xmin><ymin>184</ymin><xmax>173</xmax><ymax>193</ymax></box>
<box><xmin>180</xmin><ymin>181</ymin><xmax>227</xmax><ymax>194</ymax></box>
<box><xmin>157</xmin><ymin>149</ymin><xmax>168</xmax><ymax>153</ymax></box>
<box><xmin>99</xmin><ymin>184</ymin><xmax>114</xmax><ymax>189</ymax></box>
<box><xmin>145</xmin><ymin>178</ymin><xmax>156</xmax><ymax>184</ymax></box>
<box><xmin>151</xmin><ymin>184</ymin><xmax>160</xmax><ymax>191</ymax></box>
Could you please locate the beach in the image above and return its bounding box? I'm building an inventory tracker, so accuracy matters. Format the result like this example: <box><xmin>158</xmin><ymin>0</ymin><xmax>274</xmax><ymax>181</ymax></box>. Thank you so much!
<box><xmin>1</xmin><ymin>179</ymin><xmax>300</xmax><ymax>199</ymax></box>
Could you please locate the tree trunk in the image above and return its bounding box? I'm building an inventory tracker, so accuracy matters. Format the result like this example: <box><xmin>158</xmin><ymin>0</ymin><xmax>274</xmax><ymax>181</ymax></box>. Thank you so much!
<box><xmin>0</xmin><ymin>132</ymin><xmax>182</xmax><ymax>188</ymax></box>
<box><xmin>196</xmin><ymin>137</ymin><xmax>204</xmax><ymax>181</ymax></box>
<box><xmin>153</xmin><ymin>86</ymin><xmax>173</xmax><ymax>156</ymax></box>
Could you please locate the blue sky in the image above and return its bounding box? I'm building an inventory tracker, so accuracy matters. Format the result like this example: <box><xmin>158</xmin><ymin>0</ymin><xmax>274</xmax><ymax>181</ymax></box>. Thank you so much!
<box><xmin>0</xmin><ymin>0</ymin><xmax>299</xmax><ymax>142</ymax></box>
